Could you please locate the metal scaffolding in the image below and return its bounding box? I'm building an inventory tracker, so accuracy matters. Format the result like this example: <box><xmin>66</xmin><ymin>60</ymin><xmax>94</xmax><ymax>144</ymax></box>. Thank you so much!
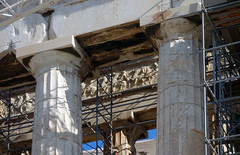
<box><xmin>0</xmin><ymin>0</ymin><xmax>60</xmax><ymax>28</ymax></box>
<box><xmin>0</xmin><ymin>89</ymin><xmax>33</xmax><ymax>154</ymax></box>
<box><xmin>201</xmin><ymin>0</ymin><xmax>240</xmax><ymax>154</ymax></box>
<box><xmin>0</xmin><ymin>65</ymin><xmax>157</xmax><ymax>154</ymax></box>
<box><xmin>3</xmin><ymin>1</ymin><xmax>240</xmax><ymax>155</ymax></box>
<box><xmin>82</xmin><ymin>66</ymin><xmax>114</xmax><ymax>155</ymax></box>
<box><xmin>82</xmin><ymin>66</ymin><xmax>157</xmax><ymax>154</ymax></box>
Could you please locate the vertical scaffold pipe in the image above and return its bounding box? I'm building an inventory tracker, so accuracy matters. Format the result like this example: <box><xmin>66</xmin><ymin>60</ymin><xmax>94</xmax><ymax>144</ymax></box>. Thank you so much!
<box><xmin>201</xmin><ymin>0</ymin><xmax>208</xmax><ymax>155</ymax></box>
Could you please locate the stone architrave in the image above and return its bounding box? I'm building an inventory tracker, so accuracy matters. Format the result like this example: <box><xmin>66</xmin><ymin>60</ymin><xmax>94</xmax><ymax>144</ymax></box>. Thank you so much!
<box><xmin>29</xmin><ymin>50</ymin><xmax>82</xmax><ymax>155</ymax></box>
<box><xmin>150</xmin><ymin>18</ymin><xmax>204</xmax><ymax>155</ymax></box>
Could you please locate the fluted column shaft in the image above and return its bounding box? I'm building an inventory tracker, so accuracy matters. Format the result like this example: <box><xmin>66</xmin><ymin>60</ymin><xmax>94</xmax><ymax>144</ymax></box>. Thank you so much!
<box><xmin>29</xmin><ymin>51</ymin><xmax>82</xmax><ymax>155</ymax></box>
<box><xmin>156</xmin><ymin>18</ymin><xmax>204</xmax><ymax>155</ymax></box>
<box><xmin>113</xmin><ymin>130</ymin><xmax>131</xmax><ymax>155</ymax></box>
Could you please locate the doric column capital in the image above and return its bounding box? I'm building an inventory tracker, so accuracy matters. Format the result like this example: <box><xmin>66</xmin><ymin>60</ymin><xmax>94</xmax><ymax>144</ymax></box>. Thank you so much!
<box><xmin>29</xmin><ymin>50</ymin><xmax>81</xmax><ymax>77</ymax></box>
<box><xmin>145</xmin><ymin>18</ymin><xmax>200</xmax><ymax>49</ymax></box>
<box><xmin>159</xmin><ymin>18</ymin><xmax>198</xmax><ymax>40</ymax></box>
<box><xmin>16</xmin><ymin>36</ymin><xmax>96</xmax><ymax>83</ymax></box>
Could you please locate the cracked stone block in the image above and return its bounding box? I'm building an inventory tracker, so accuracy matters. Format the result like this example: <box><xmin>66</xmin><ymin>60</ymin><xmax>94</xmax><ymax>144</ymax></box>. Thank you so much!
<box><xmin>0</xmin><ymin>13</ymin><xmax>48</xmax><ymax>53</ymax></box>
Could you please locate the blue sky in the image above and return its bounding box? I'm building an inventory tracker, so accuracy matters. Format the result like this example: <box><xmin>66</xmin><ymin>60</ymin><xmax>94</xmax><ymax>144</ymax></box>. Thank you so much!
<box><xmin>138</xmin><ymin>128</ymin><xmax>156</xmax><ymax>141</ymax></box>
<box><xmin>83</xmin><ymin>129</ymin><xmax>156</xmax><ymax>151</ymax></box>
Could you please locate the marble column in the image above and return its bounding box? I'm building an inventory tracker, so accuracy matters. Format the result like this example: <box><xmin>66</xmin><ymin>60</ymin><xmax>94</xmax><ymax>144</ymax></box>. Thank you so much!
<box><xmin>155</xmin><ymin>18</ymin><xmax>204</xmax><ymax>154</ymax></box>
<box><xmin>112</xmin><ymin>125</ymin><xmax>147</xmax><ymax>155</ymax></box>
<box><xmin>29</xmin><ymin>50</ymin><xmax>82</xmax><ymax>155</ymax></box>
<box><xmin>113</xmin><ymin>130</ymin><xmax>131</xmax><ymax>155</ymax></box>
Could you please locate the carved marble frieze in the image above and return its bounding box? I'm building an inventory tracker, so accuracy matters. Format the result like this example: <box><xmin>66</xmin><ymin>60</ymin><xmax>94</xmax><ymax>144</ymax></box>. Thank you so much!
<box><xmin>0</xmin><ymin>92</ymin><xmax>35</xmax><ymax>117</ymax></box>
<box><xmin>82</xmin><ymin>61</ymin><xmax>158</xmax><ymax>99</ymax></box>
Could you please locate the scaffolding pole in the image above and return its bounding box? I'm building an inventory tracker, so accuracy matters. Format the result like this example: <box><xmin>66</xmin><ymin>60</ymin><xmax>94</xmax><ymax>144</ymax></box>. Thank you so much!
<box><xmin>201</xmin><ymin>1</ymin><xmax>240</xmax><ymax>154</ymax></box>
<box><xmin>201</xmin><ymin>0</ymin><xmax>208</xmax><ymax>154</ymax></box>
<box><xmin>82</xmin><ymin>66</ymin><xmax>157</xmax><ymax>154</ymax></box>
<box><xmin>82</xmin><ymin>66</ymin><xmax>114</xmax><ymax>155</ymax></box>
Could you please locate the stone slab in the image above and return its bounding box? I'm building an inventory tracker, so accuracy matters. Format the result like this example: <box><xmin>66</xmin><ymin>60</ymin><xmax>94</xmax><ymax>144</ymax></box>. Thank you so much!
<box><xmin>49</xmin><ymin>0</ymin><xmax>163</xmax><ymax>38</ymax></box>
<box><xmin>0</xmin><ymin>13</ymin><xmax>48</xmax><ymax>53</ymax></box>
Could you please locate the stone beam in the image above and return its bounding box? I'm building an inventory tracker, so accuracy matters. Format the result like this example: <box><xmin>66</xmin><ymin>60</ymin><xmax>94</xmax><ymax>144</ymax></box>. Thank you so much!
<box><xmin>140</xmin><ymin>0</ymin><xmax>240</xmax><ymax>29</ymax></box>
<box><xmin>16</xmin><ymin>35</ymin><xmax>96</xmax><ymax>82</ymax></box>
<box><xmin>140</xmin><ymin>2</ymin><xmax>201</xmax><ymax>27</ymax></box>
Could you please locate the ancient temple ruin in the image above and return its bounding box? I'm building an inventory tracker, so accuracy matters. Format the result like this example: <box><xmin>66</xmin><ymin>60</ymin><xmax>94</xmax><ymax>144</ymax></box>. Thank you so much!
<box><xmin>0</xmin><ymin>0</ymin><xmax>240</xmax><ymax>154</ymax></box>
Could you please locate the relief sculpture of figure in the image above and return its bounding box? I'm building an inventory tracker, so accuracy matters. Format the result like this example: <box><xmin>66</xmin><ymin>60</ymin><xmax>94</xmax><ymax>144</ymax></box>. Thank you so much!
<box><xmin>99</xmin><ymin>76</ymin><xmax>110</xmax><ymax>94</ymax></box>
<box><xmin>82</xmin><ymin>81</ymin><xmax>97</xmax><ymax>98</ymax></box>
<box><xmin>0</xmin><ymin>101</ymin><xmax>6</xmax><ymax>117</ymax></box>
<box><xmin>138</xmin><ymin>66</ymin><xmax>151</xmax><ymax>86</ymax></box>
<box><xmin>112</xmin><ymin>72</ymin><xmax>121</xmax><ymax>92</ymax></box>
<box><xmin>12</xmin><ymin>95</ymin><xmax>25</xmax><ymax>115</ymax></box>
<box><xmin>148</xmin><ymin>62</ymin><xmax>158</xmax><ymax>84</ymax></box>
<box><xmin>20</xmin><ymin>93</ymin><xmax>34</xmax><ymax>113</ymax></box>
<box><xmin>131</xmin><ymin>68</ymin><xmax>141</xmax><ymax>86</ymax></box>
<box><xmin>114</xmin><ymin>71</ymin><xmax>128</xmax><ymax>91</ymax></box>
<box><xmin>87</xmin><ymin>83</ymin><xmax>97</xmax><ymax>97</ymax></box>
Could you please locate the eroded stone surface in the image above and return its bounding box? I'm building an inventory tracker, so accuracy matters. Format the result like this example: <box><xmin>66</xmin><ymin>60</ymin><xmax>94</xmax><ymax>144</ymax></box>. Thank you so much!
<box><xmin>154</xmin><ymin>18</ymin><xmax>204</xmax><ymax>155</ymax></box>
<box><xmin>113</xmin><ymin>130</ymin><xmax>131</xmax><ymax>155</ymax></box>
<box><xmin>29</xmin><ymin>51</ymin><xmax>82</xmax><ymax>155</ymax></box>
<box><xmin>0</xmin><ymin>91</ymin><xmax>35</xmax><ymax>118</ymax></box>
<box><xmin>11</xmin><ymin>92</ymin><xmax>35</xmax><ymax>115</ymax></box>
<box><xmin>49</xmin><ymin>0</ymin><xmax>202</xmax><ymax>38</ymax></box>
<box><xmin>0</xmin><ymin>14</ymin><xmax>48</xmax><ymax>53</ymax></box>
<box><xmin>0</xmin><ymin>0</ymin><xmax>81</xmax><ymax>14</ymax></box>
<box><xmin>49</xmin><ymin>0</ymin><xmax>163</xmax><ymax>38</ymax></box>
<box><xmin>82</xmin><ymin>61</ymin><xmax>158</xmax><ymax>99</ymax></box>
